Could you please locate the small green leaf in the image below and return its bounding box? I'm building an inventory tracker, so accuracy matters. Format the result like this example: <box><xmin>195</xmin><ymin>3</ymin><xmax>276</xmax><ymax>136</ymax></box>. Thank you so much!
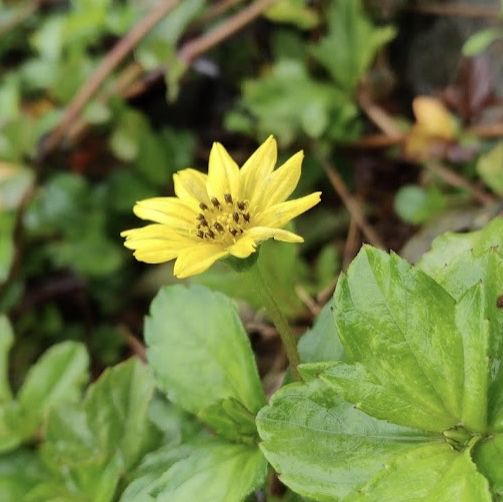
<box><xmin>41</xmin><ymin>358</ymin><xmax>156</xmax><ymax>501</ymax></box>
<box><xmin>477</xmin><ymin>142</ymin><xmax>503</xmax><ymax>196</ymax></box>
<box><xmin>394</xmin><ymin>184</ymin><xmax>445</xmax><ymax>224</ymax></box>
<box><xmin>122</xmin><ymin>438</ymin><xmax>267</xmax><ymax>502</ymax></box>
<box><xmin>265</xmin><ymin>0</ymin><xmax>319</xmax><ymax>30</ymax></box>
<box><xmin>0</xmin><ymin>212</ymin><xmax>15</xmax><ymax>285</ymax></box>
<box><xmin>257</xmin><ymin>379</ymin><xmax>437</xmax><ymax>500</ymax></box>
<box><xmin>145</xmin><ymin>285</ymin><xmax>265</xmax><ymax>424</ymax></box>
<box><xmin>18</xmin><ymin>341</ymin><xmax>89</xmax><ymax>423</ymax></box>
<box><xmin>463</xmin><ymin>28</ymin><xmax>503</xmax><ymax>56</ymax></box>
<box><xmin>310</xmin><ymin>0</ymin><xmax>395</xmax><ymax>92</ymax></box>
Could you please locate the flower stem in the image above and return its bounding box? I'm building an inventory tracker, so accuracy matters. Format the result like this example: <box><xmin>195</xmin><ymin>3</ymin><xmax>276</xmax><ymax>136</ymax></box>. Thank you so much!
<box><xmin>249</xmin><ymin>258</ymin><xmax>302</xmax><ymax>381</ymax></box>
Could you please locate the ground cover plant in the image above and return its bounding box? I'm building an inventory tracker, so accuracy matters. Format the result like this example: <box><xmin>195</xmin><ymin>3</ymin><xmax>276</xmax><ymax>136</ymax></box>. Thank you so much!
<box><xmin>2</xmin><ymin>0</ymin><xmax>503</xmax><ymax>500</ymax></box>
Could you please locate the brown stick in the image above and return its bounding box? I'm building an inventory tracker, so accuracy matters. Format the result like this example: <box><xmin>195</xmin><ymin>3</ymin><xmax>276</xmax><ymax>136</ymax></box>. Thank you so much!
<box><xmin>0</xmin><ymin>0</ymin><xmax>42</xmax><ymax>37</ymax></box>
<box><xmin>468</xmin><ymin>123</ymin><xmax>503</xmax><ymax>139</ymax></box>
<box><xmin>40</xmin><ymin>0</ymin><xmax>180</xmax><ymax>157</ymax></box>
<box><xmin>358</xmin><ymin>92</ymin><xmax>404</xmax><ymax>139</ymax></box>
<box><xmin>318</xmin><ymin>154</ymin><xmax>385</xmax><ymax>249</ymax></box>
<box><xmin>118</xmin><ymin>325</ymin><xmax>147</xmax><ymax>362</ymax></box>
<box><xmin>178</xmin><ymin>0</ymin><xmax>277</xmax><ymax>65</ymax></box>
<box><xmin>343</xmin><ymin>217</ymin><xmax>360</xmax><ymax>269</ymax></box>
<box><xmin>407</xmin><ymin>3</ymin><xmax>500</xmax><ymax>18</ymax></box>
<box><xmin>427</xmin><ymin>161</ymin><xmax>496</xmax><ymax>205</ymax></box>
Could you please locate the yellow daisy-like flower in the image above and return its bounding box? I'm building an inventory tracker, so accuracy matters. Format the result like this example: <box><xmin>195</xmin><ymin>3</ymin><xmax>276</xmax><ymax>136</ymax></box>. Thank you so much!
<box><xmin>121</xmin><ymin>136</ymin><xmax>321</xmax><ymax>278</ymax></box>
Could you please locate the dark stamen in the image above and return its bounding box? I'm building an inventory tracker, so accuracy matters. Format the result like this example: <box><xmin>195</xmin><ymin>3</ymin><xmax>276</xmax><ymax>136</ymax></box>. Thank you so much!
<box><xmin>207</xmin><ymin>230</ymin><xmax>215</xmax><ymax>239</ymax></box>
<box><xmin>230</xmin><ymin>229</ymin><xmax>238</xmax><ymax>237</ymax></box>
<box><xmin>211</xmin><ymin>197</ymin><xmax>221</xmax><ymax>208</ymax></box>
<box><xmin>224</xmin><ymin>193</ymin><xmax>233</xmax><ymax>204</ymax></box>
<box><xmin>197</xmin><ymin>230</ymin><xmax>204</xmax><ymax>239</ymax></box>
<box><xmin>214</xmin><ymin>222</ymin><xmax>224</xmax><ymax>233</ymax></box>
<box><xmin>233</xmin><ymin>212</ymin><xmax>239</xmax><ymax>223</ymax></box>
<box><xmin>200</xmin><ymin>218</ymin><xmax>209</xmax><ymax>227</ymax></box>
<box><xmin>243</xmin><ymin>213</ymin><xmax>250</xmax><ymax>222</ymax></box>
<box><xmin>199</xmin><ymin>202</ymin><xmax>208</xmax><ymax>211</ymax></box>
<box><xmin>197</xmin><ymin>213</ymin><xmax>205</xmax><ymax>221</ymax></box>
<box><xmin>237</xmin><ymin>201</ymin><xmax>246</xmax><ymax>210</ymax></box>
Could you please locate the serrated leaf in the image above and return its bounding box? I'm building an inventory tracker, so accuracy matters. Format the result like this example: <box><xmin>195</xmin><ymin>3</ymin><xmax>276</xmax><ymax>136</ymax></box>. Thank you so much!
<box><xmin>257</xmin><ymin>379</ymin><xmax>437</xmax><ymax>500</ymax></box>
<box><xmin>329</xmin><ymin>246</ymin><xmax>464</xmax><ymax>431</ymax></box>
<box><xmin>41</xmin><ymin>358</ymin><xmax>156</xmax><ymax>501</ymax></box>
<box><xmin>310</xmin><ymin>0</ymin><xmax>395</xmax><ymax>92</ymax></box>
<box><xmin>122</xmin><ymin>438</ymin><xmax>267</xmax><ymax>502</ymax></box>
<box><xmin>145</xmin><ymin>285</ymin><xmax>265</xmax><ymax>426</ymax></box>
<box><xmin>18</xmin><ymin>341</ymin><xmax>89</xmax><ymax>424</ymax></box>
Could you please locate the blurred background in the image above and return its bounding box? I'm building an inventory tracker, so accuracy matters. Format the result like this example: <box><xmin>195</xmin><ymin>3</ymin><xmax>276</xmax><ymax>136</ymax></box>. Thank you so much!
<box><xmin>1</xmin><ymin>0</ymin><xmax>503</xmax><ymax>385</ymax></box>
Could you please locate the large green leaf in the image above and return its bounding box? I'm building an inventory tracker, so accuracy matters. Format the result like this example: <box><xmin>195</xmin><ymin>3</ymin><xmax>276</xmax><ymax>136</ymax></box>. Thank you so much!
<box><xmin>145</xmin><ymin>285</ymin><xmax>265</xmax><ymax>424</ymax></box>
<box><xmin>257</xmin><ymin>380</ymin><xmax>438</xmax><ymax>501</ymax></box>
<box><xmin>310</xmin><ymin>0</ymin><xmax>395</xmax><ymax>92</ymax></box>
<box><xmin>121</xmin><ymin>438</ymin><xmax>267</xmax><ymax>502</ymax></box>
<box><xmin>39</xmin><ymin>358</ymin><xmax>156</xmax><ymax>502</ymax></box>
<box><xmin>325</xmin><ymin>246</ymin><xmax>464</xmax><ymax>431</ymax></box>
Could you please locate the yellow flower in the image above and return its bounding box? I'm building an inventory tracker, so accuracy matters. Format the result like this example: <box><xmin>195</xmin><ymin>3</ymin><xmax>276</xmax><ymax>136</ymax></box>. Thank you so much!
<box><xmin>121</xmin><ymin>136</ymin><xmax>321</xmax><ymax>278</ymax></box>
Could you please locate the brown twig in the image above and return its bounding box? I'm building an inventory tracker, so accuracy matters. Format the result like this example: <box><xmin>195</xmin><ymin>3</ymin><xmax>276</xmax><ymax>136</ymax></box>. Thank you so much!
<box><xmin>426</xmin><ymin>161</ymin><xmax>496</xmax><ymax>205</ymax></box>
<box><xmin>178</xmin><ymin>0</ymin><xmax>277</xmax><ymax>65</ymax></box>
<box><xmin>468</xmin><ymin>123</ymin><xmax>503</xmax><ymax>138</ymax></box>
<box><xmin>118</xmin><ymin>325</ymin><xmax>147</xmax><ymax>362</ymax></box>
<box><xmin>407</xmin><ymin>3</ymin><xmax>500</xmax><ymax>18</ymax></box>
<box><xmin>0</xmin><ymin>0</ymin><xmax>43</xmax><ymax>37</ymax></box>
<box><xmin>39</xmin><ymin>0</ymin><xmax>180</xmax><ymax>157</ymax></box>
<box><xmin>343</xmin><ymin>217</ymin><xmax>360</xmax><ymax>268</ymax></box>
<box><xmin>318</xmin><ymin>154</ymin><xmax>385</xmax><ymax>249</ymax></box>
<box><xmin>199</xmin><ymin>0</ymin><xmax>245</xmax><ymax>24</ymax></box>
<box><xmin>295</xmin><ymin>286</ymin><xmax>320</xmax><ymax>317</ymax></box>
<box><xmin>358</xmin><ymin>92</ymin><xmax>404</xmax><ymax>139</ymax></box>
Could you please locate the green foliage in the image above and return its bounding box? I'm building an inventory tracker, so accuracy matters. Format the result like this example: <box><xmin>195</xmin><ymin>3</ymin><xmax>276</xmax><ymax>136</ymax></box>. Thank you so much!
<box><xmin>258</xmin><ymin>218</ymin><xmax>503</xmax><ymax>500</ymax></box>
<box><xmin>310</xmin><ymin>0</ymin><xmax>396</xmax><ymax>92</ymax></box>
<box><xmin>0</xmin><ymin>316</ymin><xmax>88</xmax><ymax>454</ymax></box>
<box><xmin>394</xmin><ymin>184</ymin><xmax>445</xmax><ymax>224</ymax></box>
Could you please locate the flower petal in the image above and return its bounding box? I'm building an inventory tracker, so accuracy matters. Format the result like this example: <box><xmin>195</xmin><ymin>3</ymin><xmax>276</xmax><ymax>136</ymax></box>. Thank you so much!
<box><xmin>261</xmin><ymin>150</ymin><xmax>303</xmax><ymax>208</ymax></box>
<box><xmin>173</xmin><ymin>244</ymin><xmax>228</xmax><ymax>278</ymax></box>
<box><xmin>228</xmin><ymin>236</ymin><xmax>257</xmax><ymax>258</ymax></box>
<box><xmin>246</xmin><ymin>226</ymin><xmax>304</xmax><ymax>244</ymax></box>
<box><xmin>240</xmin><ymin>135</ymin><xmax>277</xmax><ymax>207</ymax></box>
<box><xmin>207</xmin><ymin>142</ymin><xmax>240</xmax><ymax>201</ymax></box>
<box><xmin>173</xmin><ymin>168</ymin><xmax>210</xmax><ymax>207</ymax></box>
<box><xmin>121</xmin><ymin>224</ymin><xmax>195</xmax><ymax>264</ymax></box>
<box><xmin>133</xmin><ymin>197</ymin><xmax>197</xmax><ymax>229</ymax></box>
<box><xmin>254</xmin><ymin>192</ymin><xmax>321</xmax><ymax>228</ymax></box>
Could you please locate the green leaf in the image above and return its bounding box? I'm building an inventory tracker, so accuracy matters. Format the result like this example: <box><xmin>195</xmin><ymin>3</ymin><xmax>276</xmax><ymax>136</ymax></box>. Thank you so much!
<box><xmin>354</xmin><ymin>445</ymin><xmax>491</xmax><ymax>501</ymax></box>
<box><xmin>234</xmin><ymin>59</ymin><xmax>359</xmax><ymax>145</ymax></box>
<box><xmin>0</xmin><ymin>317</ymin><xmax>13</xmax><ymax>403</ymax></box>
<box><xmin>257</xmin><ymin>379</ymin><xmax>437</xmax><ymax>500</ymax></box>
<box><xmin>0</xmin><ymin>212</ymin><xmax>15</xmax><ymax>285</ymax></box>
<box><xmin>394</xmin><ymin>184</ymin><xmax>445</xmax><ymax>224</ymax></box>
<box><xmin>473</xmin><ymin>433</ymin><xmax>503</xmax><ymax>496</ymax></box>
<box><xmin>298</xmin><ymin>299</ymin><xmax>344</xmax><ymax>363</ymax></box>
<box><xmin>310</xmin><ymin>0</ymin><xmax>396</xmax><ymax>92</ymax></box>
<box><xmin>40</xmin><ymin>358</ymin><xmax>156</xmax><ymax>501</ymax></box>
<box><xmin>0</xmin><ymin>449</ymin><xmax>47</xmax><ymax>501</ymax></box>
<box><xmin>18</xmin><ymin>341</ymin><xmax>89</xmax><ymax>425</ymax></box>
<box><xmin>265</xmin><ymin>0</ymin><xmax>319</xmax><ymax>30</ymax></box>
<box><xmin>145</xmin><ymin>285</ymin><xmax>265</xmax><ymax>425</ymax></box>
<box><xmin>327</xmin><ymin>246</ymin><xmax>464</xmax><ymax>431</ymax></box>
<box><xmin>0</xmin><ymin>162</ymin><xmax>34</xmax><ymax>210</ymax></box>
<box><xmin>463</xmin><ymin>28</ymin><xmax>503</xmax><ymax>56</ymax></box>
<box><xmin>476</xmin><ymin>142</ymin><xmax>503</xmax><ymax>196</ymax></box>
<box><xmin>122</xmin><ymin>438</ymin><xmax>267</xmax><ymax>502</ymax></box>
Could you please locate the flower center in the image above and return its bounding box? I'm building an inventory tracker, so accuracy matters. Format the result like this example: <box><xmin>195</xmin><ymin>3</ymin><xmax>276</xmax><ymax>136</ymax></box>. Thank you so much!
<box><xmin>195</xmin><ymin>193</ymin><xmax>251</xmax><ymax>244</ymax></box>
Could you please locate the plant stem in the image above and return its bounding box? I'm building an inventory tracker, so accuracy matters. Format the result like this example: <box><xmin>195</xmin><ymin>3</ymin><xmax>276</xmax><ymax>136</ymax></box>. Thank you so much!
<box><xmin>249</xmin><ymin>258</ymin><xmax>301</xmax><ymax>381</ymax></box>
